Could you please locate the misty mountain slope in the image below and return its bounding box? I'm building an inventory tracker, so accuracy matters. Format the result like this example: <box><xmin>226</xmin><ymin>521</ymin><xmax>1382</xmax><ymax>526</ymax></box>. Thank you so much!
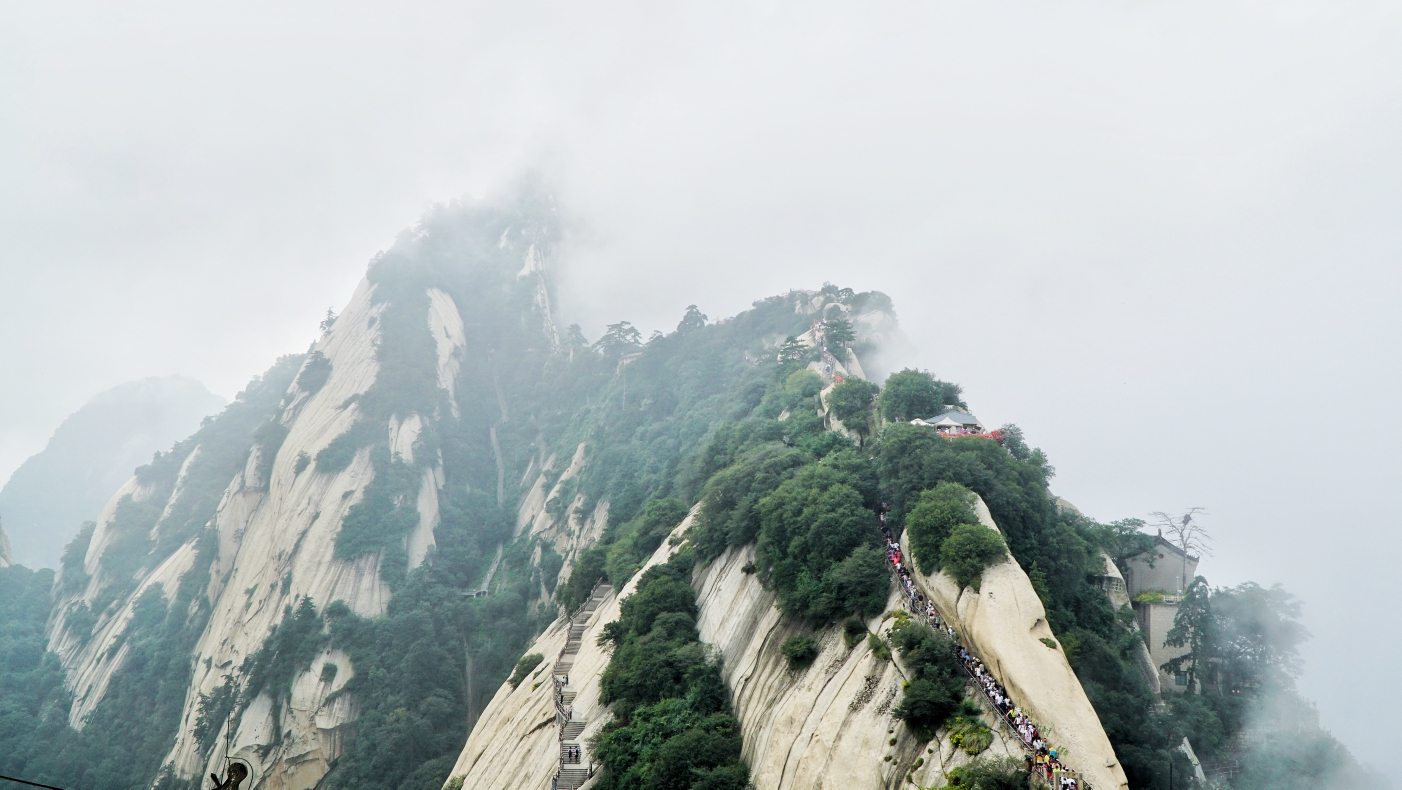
<box><xmin>449</xmin><ymin>311</ymin><xmax>1133</xmax><ymax>790</ymax></box>
<box><xmin>0</xmin><ymin>376</ymin><xmax>226</xmax><ymax>569</ymax></box>
<box><xmin>0</xmin><ymin>190</ymin><xmax>1372</xmax><ymax>790</ymax></box>
<box><xmin>0</xmin><ymin>518</ymin><xmax>12</xmax><ymax>566</ymax></box>
<box><xmin>0</xmin><ymin>191</ymin><xmax>858</xmax><ymax>790</ymax></box>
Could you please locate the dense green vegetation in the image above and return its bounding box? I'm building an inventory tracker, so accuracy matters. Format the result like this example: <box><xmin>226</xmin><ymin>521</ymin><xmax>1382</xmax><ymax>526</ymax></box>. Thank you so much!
<box><xmin>888</xmin><ymin>617</ymin><xmax>967</xmax><ymax>740</ymax></box>
<box><xmin>592</xmin><ymin>552</ymin><xmax>749</xmax><ymax>790</ymax></box>
<box><xmin>933</xmin><ymin>757</ymin><xmax>1028</xmax><ymax>790</ymax></box>
<box><xmin>780</xmin><ymin>636</ymin><xmax>818</xmax><ymax>669</ymax></box>
<box><xmin>0</xmin><ymin>354</ymin><xmax>305</xmax><ymax>790</ymax></box>
<box><xmin>507</xmin><ymin>652</ymin><xmax>544</xmax><ymax>688</ymax></box>
<box><xmin>296</xmin><ymin>350</ymin><xmax>333</xmax><ymax>395</ymax></box>
<box><xmin>333</xmin><ymin>446</ymin><xmax>424</xmax><ymax>589</ymax></box>
<box><xmin>937</xmin><ymin>524</ymin><xmax>1007</xmax><ymax>592</ymax></box>
<box><xmin>877</xmin><ymin>368</ymin><xmax>963</xmax><ymax>423</ymax></box>
<box><xmin>902</xmin><ymin>481</ymin><xmax>978</xmax><ymax>573</ymax></box>
<box><xmin>0</xmin><ymin>531</ymin><xmax>219</xmax><ymax>790</ymax></box>
<box><xmin>97</xmin><ymin>355</ymin><xmax>303</xmax><ymax>614</ymax></box>
<box><xmin>825</xmin><ymin>377</ymin><xmax>878</xmax><ymax>444</ymax></box>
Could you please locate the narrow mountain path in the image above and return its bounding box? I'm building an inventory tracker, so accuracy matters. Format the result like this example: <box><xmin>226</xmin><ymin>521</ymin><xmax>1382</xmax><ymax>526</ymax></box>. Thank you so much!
<box><xmin>549</xmin><ymin>583</ymin><xmax>611</xmax><ymax>790</ymax></box>
<box><xmin>879</xmin><ymin>514</ymin><xmax>1092</xmax><ymax>789</ymax></box>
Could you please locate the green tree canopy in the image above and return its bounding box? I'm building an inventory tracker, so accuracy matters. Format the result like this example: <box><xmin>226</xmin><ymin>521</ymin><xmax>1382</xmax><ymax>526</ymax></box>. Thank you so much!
<box><xmin>594</xmin><ymin>321</ymin><xmax>643</xmax><ymax>357</ymax></box>
<box><xmin>594</xmin><ymin>554</ymin><xmax>749</xmax><ymax>790</ymax></box>
<box><xmin>826</xmin><ymin>378</ymin><xmax>878</xmax><ymax>443</ymax></box>
<box><xmin>890</xmin><ymin>620</ymin><xmax>965</xmax><ymax>739</ymax></box>
<box><xmin>1213</xmin><ymin>581</ymin><xmax>1307</xmax><ymax>691</ymax></box>
<box><xmin>691</xmin><ymin>442</ymin><xmax>809</xmax><ymax>559</ymax></box>
<box><xmin>784</xmin><ymin>368</ymin><xmax>822</xmax><ymax>400</ymax></box>
<box><xmin>878</xmin><ymin>368</ymin><xmax>942</xmax><ymax>422</ymax></box>
<box><xmin>824</xmin><ymin>318</ymin><xmax>855</xmax><ymax>346</ymax></box>
<box><xmin>776</xmin><ymin>335</ymin><xmax>810</xmax><ymax>368</ymax></box>
<box><xmin>563</xmin><ymin>323</ymin><xmax>589</xmax><ymax>348</ymax></box>
<box><xmin>1163</xmin><ymin>575</ymin><xmax>1214</xmax><ymax>690</ymax></box>
<box><xmin>903</xmin><ymin>482</ymin><xmax>979</xmax><ymax>573</ymax></box>
<box><xmin>676</xmin><ymin>305</ymin><xmax>708</xmax><ymax>335</ymax></box>
<box><xmin>939</xmin><ymin>523</ymin><xmax>1007</xmax><ymax>591</ymax></box>
<box><xmin>754</xmin><ymin>462</ymin><xmax>885</xmax><ymax>620</ymax></box>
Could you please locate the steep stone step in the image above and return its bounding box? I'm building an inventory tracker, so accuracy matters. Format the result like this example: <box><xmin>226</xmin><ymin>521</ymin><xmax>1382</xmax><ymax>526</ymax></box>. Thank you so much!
<box><xmin>553</xmin><ymin>769</ymin><xmax>590</xmax><ymax>790</ymax></box>
<box><xmin>561</xmin><ymin>720</ymin><xmax>586</xmax><ymax>739</ymax></box>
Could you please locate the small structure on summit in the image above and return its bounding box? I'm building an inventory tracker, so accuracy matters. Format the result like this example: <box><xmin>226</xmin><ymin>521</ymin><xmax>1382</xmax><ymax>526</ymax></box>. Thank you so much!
<box><xmin>1124</xmin><ymin>534</ymin><xmax>1199</xmax><ymax>598</ymax></box>
<box><xmin>913</xmin><ymin>407</ymin><xmax>985</xmax><ymax>436</ymax></box>
<box><xmin>1125</xmin><ymin>535</ymin><xmax>1200</xmax><ymax>691</ymax></box>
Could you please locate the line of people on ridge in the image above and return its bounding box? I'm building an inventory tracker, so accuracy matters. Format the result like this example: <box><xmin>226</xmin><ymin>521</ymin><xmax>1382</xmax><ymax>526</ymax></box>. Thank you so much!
<box><xmin>876</xmin><ymin>503</ymin><xmax>1084</xmax><ymax>790</ymax></box>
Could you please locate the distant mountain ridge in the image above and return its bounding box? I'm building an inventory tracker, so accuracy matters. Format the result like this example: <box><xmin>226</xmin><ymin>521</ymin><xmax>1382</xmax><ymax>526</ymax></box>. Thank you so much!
<box><xmin>0</xmin><ymin>376</ymin><xmax>226</xmax><ymax>568</ymax></box>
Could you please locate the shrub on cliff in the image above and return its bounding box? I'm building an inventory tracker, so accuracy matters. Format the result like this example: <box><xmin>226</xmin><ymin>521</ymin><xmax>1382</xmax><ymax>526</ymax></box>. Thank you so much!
<box><xmin>781</xmin><ymin>636</ymin><xmax>819</xmax><ymax>669</ymax></box>
<box><xmin>594</xmin><ymin>553</ymin><xmax>748</xmax><ymax>790</ymax></box>
<box><xmin>890</xmin><ymin>620</ymin><xmax>965</xmax><ymax>740</ymax></box>
<box><xmin>826</xmin><ymin>378</ymin><xmax>879</xmax><ymax>444</ymax></box>
<box><xmin>939</xmin><ymin>524</ymin><xmax>1007</xmax><ymax>592</ymax></box>
<box><xmin>902</xmin><ymin>482</ymin><xmax>978</xmax><ymax>574</ymax></box>
<box><xmin>507</xmin><ymin>653</ymin><xmax>543</xmax><ymax>688</ymax></box>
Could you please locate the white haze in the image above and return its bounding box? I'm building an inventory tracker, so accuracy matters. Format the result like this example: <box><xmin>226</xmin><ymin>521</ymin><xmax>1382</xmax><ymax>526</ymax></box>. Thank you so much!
<box><xmin>2</xmin><ymin>0</ymin><xmax>1399</xmax><ymax>768</ymax></box>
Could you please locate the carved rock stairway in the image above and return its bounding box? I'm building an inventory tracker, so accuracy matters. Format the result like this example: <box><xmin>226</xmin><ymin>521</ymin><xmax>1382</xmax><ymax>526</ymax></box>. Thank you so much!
<box><xmin>550</xmin><ymin>583</ymin><xmax>611</xmax><ymax>790</ymax></box>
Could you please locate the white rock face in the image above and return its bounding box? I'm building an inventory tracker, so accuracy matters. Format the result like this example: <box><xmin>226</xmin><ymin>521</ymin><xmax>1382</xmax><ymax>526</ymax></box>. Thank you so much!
<box><xmin>42</xmin><ymin>277</ymin><xmax>479</xmax><ymax>789</ymax></box>
<box><xmin>427</xmin><ymin>287</ymin><xmax>467</xmax><ymax>418</ymax></box>
<box><xmin>911</xmin><ymin>497</ymin><xmax>1130</xmax><ymax>789</ymax></box>
<box><xmin>695</xmin><ymin>543</ymin><xmax>1024</xmax><ymax>790</ymax></box>
<box><xmin>445</xmin><ymin>512</ymin><xmax>690</xmax><ymax>790</ymax></box>
<box><xmin>448</xmin><ymin>336</ymin><xmax>1125</xmax><ymax>790</ymax></box>
<box><xmin>156</xmin><ymin>279</ymin><xmax>402</xmax><ymax>786</ymax></box>
<box><xmin>450</xmin><ymin>515</ymin><xmax>1046</xmax><ymax>790</ymax></box>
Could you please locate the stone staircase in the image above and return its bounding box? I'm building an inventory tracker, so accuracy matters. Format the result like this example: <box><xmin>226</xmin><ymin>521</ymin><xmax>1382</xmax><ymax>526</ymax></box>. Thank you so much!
<box><xmin>550</xmin><ymin>583</ymin><xmax>611</xmax><ymax>790</ymax></box>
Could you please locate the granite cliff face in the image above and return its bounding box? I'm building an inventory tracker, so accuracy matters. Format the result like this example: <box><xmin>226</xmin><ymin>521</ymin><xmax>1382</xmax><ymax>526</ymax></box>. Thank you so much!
<box><xmin>450</xmin><ymin>504</ymin><xmax>1126</xmax><ymax>790</ymax></box>
<box><xmin>45</xmin><ymin>275</ymin><xmax>468</xmax><ymax>787</ymax></box>
<box><xmin>13</xmin><ymin>198</ymin><xmax>1131</xmax><ymax>790</ymax></box>
<box><xmin>448</xmin><ymin>359</ymin><xmax>1130</xmax><ymax>790</ymax></box>
<box><xmin>908</xmin><ymin>497</ymin><xmax>1130</xmax><ymax>790</ymax></box>
<box><xmin>692</xmin><ymin>541</ymin><xmax>1027</xmax><ymax>790</ymax></box>
<box><xmin>41</xmin><ymin>194</ymin><xmax>567</xmax><ymax>790</ymax></box>
<box><xmin>445</xmin><ymin>336</ymin><xmax>1127</xmax><ymax>790</ymax></box>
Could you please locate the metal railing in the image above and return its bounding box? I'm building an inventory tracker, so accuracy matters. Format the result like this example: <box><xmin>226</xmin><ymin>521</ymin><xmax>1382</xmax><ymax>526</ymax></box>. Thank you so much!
<box><xmin>882</xmin><ymin>549</ymin><xmax>1093</xmax><ymax>790</ymax></box>
<box><xmin>548</xmin><ymin>582</ymin><xmax>609</xmax><ymax>789</ymax></box>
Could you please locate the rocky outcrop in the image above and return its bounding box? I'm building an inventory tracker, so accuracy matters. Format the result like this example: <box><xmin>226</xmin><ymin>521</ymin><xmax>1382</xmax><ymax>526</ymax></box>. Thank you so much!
<box><xmin>908</xmin><ymin>497</ymin><xmax>1130</xmax><ymax>789</ymax></box>
<box><xmin>445</xmin><ymin>513</ymin><xmax>690</xmax><ymax>790</ymax></box>
<box><xmin>450</xmin><ymin>513</ymin><xmax>1058</xmax><ymax>790</ymax></box>
<box><xmin>448</xmin><ymin>308</ymin><xmax>1126</xmax><ymax>790</ymax></box>
<box><xmin>694</xmin><ymin>542</ymin><xmax>1023</xmax><ymax>790</ymax></box>
<box><xmin>164</xmin><ymin>277</ymin><xmax>469</xmax><ymax>787</ymax></box>
<box><xmin>40</xmin><ymin>275</ymin><xmax>475</xmax><ymax>788</ymax></box>
<box><xmin>1098</xmin><ymin>551</ymin><xmax>1161</xmax><ymax>696</ymax></box>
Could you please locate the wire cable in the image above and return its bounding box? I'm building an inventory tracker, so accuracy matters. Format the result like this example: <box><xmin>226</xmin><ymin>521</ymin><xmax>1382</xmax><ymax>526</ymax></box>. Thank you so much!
<box><xmin>0</xmin><ymin>773</ymin><xmax>70</xmax><ymax>790</ymax></box>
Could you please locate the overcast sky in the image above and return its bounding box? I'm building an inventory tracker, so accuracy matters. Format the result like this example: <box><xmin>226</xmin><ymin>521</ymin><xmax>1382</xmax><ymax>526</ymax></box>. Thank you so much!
<box><xmin>3</xmin><ymin>0</ymin><xmax>1399</xmax><ymax>767</ymax></box>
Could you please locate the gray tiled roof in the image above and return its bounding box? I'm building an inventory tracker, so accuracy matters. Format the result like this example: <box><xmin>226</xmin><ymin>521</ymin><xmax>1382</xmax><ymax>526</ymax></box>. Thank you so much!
<box><xmin>928</xmin><ymin>409</ymin><xmax>982</xmax><ymax>426</ymax></box>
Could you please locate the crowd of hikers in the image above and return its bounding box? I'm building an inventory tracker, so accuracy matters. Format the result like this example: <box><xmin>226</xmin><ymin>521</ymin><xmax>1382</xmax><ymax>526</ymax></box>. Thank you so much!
<box><xmin>877</xmin><ymin>503</ymin><xmax>1087</xmax><ymax>790</ymax></box>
